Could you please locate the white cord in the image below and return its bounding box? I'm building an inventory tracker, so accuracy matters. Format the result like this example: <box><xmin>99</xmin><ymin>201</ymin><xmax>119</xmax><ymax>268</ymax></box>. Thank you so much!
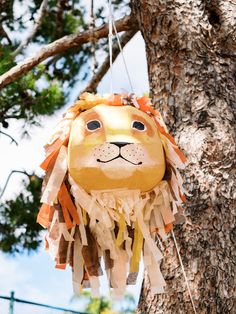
<box><xmin>112</xmin><ymin>20</ymin><xmax>134</xmax><ymax>93</ymax></box>
<box><xmin>171</xmin><ymin>230</ymin><xmax>197</xmax><ymax>314</ymax></box>
<box><xmin>108</xmin><ymin>0</ymin><xmax>113</xmax><ymax>94</ymax></box>
<box><xmin>107</xmin><ymin>0</ymin><xmax>134</xmax><ymax>94</ymax></box>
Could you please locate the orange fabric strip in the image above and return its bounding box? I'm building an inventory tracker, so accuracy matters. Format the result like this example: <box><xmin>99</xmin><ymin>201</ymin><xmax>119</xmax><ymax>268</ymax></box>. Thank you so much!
<box><xmin>44</xmin><ymin>137</ymin><xmax>63</xmax><ymax>156</ymax></box>
<box><xmin>61</xmin><ymin>201</ymin><xmax>74</xmax><ymax>229</ymax></box>
<box><xmin>174</xmin><ymin>147</ymin><xmax>188</xmax><ymax>163</ymax></box>
<box><xmin>55</xmin><ymin>263</ymin><xmax>67</xmax><ymax>269</ymax></box>
<box><xmin>62</xmin><ymin>185</ymin><xmax>80</xmax><ymax>225</ymax></box>
<box><xmin>40</xmin><ymin>135</ymin><xmax>69</xmax><ymax>171</ymax></box>
<box><xmin>180</xmin><ymin>191</ymin><xmax>187</xmax><ymax>202</ymax></box>
<box><xmin>164</xmin><ymin>223</ymin><xmax>173</xmax><ymax>233</ymax></box>
<box><xmin>37</xmin><ymin>203</ymin><xmax>54</xmax><ymax>228</ymax></box>
<box><xmin>40</xmin><ymin>148</ymin><xmax>59</xmax><ymax>171</ymax></box>
<box><xmin>45</xmin><ymin>237</ymin><xmax>49</xmax><ymax>250</ymax></box>
<box><xmin>58</xmin><ymin>183</ymin><xmax>80</xmax><ymax>228</ymax></box>
<box><xmin>150</xmin><ymin>223</ymin><xmax>173</xmax><ymax>234</ymax></box>
<box><xmin>140</xmin><ymin>103</ymin><xmax>156</xmax><ymax>115</ymax></box>
<box><xmin>155</xmin><ymin>120</ymin><xmax>177</xmax><ymax>145</ymax></box>
<box><xmin>108</xmin><ymin>94</ymin><xmax>123</xmax><ymax>106</ymax></box>
<box><xmin>155</xmin><ymin>120</ymin><xmax>187</xmax><ymax>163</ymax></box>
<box><xmin>137</xmin><ymin>96</ymin><xmax>150</xmax><ymax>107</ymax></box>
<box><xmin>58</xmin><ymin>184</ymin><xmax>73</xmax><ymax>229</ymax></box>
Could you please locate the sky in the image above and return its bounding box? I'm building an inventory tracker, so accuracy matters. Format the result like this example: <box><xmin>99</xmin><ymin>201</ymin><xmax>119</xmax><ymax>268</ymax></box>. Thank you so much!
<box><xmin>0</xmin><ymin>30</ymin><xmax>149</xmax><ymax>313</ymax></box>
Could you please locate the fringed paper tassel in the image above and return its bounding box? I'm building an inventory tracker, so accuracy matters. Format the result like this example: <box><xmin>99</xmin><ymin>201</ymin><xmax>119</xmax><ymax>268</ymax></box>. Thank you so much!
<box><xmin>39</xmin><ymin>175</ymin><xmax>186</xmax><ymax>296</ymax></box>
<box><xmin>66</xmin><ymin>181</ymin><xmax>178</xmax><ymax>295</ymax></box>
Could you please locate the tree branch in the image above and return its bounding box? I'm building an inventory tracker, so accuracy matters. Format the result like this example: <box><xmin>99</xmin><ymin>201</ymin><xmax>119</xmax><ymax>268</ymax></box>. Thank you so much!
<box><xmin>0</xmin><ymin>130</ymin><xmax>18</xmax><ymax>145</ymax></box>
<box><xmin>0</xmin><ymin>170</ymin><xmax>31</xmax><ymax>200</ymax></box>
<box><xmin>80</xmin><ymin>29</ymin><xmax>137</xmax><ymax>95</ymax></box>
<box><xmin>0</xmin><ymin>15</ymin><xmax>138</xmax><ymax>89</ymax></box>
<box><xmin>0</xmin><ymin>24</ymin><xmax>12</xmax><ymax>44</ymax></box>
<box><xmin>12</xmin><ymin>0</ymin><xmax>48</xmax><ymax>57</ymax></box>
<box><xmin>55</xmin><ymin>0</ymin><xmax>71</xmax><ymax>39</ymax></box>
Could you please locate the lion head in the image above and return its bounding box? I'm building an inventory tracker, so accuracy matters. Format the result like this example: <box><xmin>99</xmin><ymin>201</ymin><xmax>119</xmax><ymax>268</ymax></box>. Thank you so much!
<box><xmin>37</xmin><ymin>93</ymin><xmax>187</xmax><ymax>297</ymax></box>
<box><xmin>68</xmin><ymin>103</ymin><xmax>166</xmax><ymax>192</ymax></box>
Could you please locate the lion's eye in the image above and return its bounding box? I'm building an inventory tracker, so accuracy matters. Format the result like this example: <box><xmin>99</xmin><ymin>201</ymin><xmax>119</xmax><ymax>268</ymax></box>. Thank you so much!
<box><xmin>86</xmin><ymin>120</ymin><xmax>101</xmax><ymax>131</ymax></box>
<box><xmin>132</xmin><ymin>121</ymin><xmax>146</xmax><ymax>131</ymax></box>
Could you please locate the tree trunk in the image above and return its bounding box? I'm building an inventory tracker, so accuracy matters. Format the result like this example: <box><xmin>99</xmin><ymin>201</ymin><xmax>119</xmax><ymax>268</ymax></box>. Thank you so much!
<box><xmin>132</xmin><ymin>1</ymin><xmax>236</xmax><ymax>313</ymax></box>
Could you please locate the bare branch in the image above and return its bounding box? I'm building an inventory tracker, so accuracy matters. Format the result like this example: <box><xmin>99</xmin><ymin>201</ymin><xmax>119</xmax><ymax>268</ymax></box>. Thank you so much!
<box><xmin>13</xmin><ymin>0</ymin><xmax>48</xmax><ymax>57</ymax></box>
<box><xmin>0</xmin><ymin>130</ymin><xmax>18</xmax><ymax>145</ymax></box>
<box><xmin>0</xmin><ymin>15</ymin><xmax>138</xmax><ymax>89</ymax></box>
<box><xmin>0</xmin><ymin>170</ymin><xmax>31</xmax><ymax>200</ymax></box>
<box><xmin>81</xmin><ymin>29</ymin><xmax>137</xmax><ymax>95</ymax></box>
<box><xmin>55</xmin><ymin>0</ymin><xmax>71</xmax><ymax>39</ymax></box>
<box><xmin>0</xmin><ymin>24</ymin><xmax>12</xmax><ymax>44</ymax></box>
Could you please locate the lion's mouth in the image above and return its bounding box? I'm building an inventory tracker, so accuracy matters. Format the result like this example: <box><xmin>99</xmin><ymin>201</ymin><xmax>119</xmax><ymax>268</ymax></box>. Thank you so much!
<box><xmin>97</xmin><ymin>154</ymin><xmax>142</xmax><ymax>166</ymax></box>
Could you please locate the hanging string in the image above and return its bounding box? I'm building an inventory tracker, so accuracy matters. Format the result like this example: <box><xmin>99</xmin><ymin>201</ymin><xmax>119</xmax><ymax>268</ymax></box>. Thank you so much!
<box><xmin>108</xmin><ymin>0</ymin><xmax>113</xmax><ymax>94</ymax></box>
<box><xmin>171</xmin><ymin>230</ymin><xmax>197</xmax><ymax>314</ymax></box>
<box><xmin>107</xmin><ymin>0</ymin><xmax>134</xmax><ymax>94</ymax></box>
<box><xmin>112</xmin><ymin>20</ymin><xmax>134</xmax><ymax>93</ymax></box>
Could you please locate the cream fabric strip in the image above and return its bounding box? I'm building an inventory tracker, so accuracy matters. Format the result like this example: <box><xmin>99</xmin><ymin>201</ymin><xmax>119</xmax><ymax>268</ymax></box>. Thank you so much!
<box><xmin>58</xmin><ymin>223</ymin><xmax>74</xmax><ymax>242</ymax></box>
<box><xmin>45</xmin><ymin>111</ymin><xmax>75</xmax><ymax>150</ymax></box>
<box><xmin>136</xmin><ymin>204</ymin><xmax>163</xmax><ymax>263</ymax></box>
<box><xmin>170</xmin><ymin>170</ymin><xmax>183</xmax><ymax>205</ymax></box>
<box><xmin>41</xmin><ymin>145</ymin><xmax>68</xmax><ymax>205</ymax></box>
<box><xmin>73</xmin><ymin>233</ymin><xmax>84</xmax><ymax>295</ymax></box>
<box><xmin>165</xmin><ymin>140</ymin><xmax>185</xmax><ymax>169</ymax></box>
<box><xmin>65</xmin><ymin>226</ymin><xmax>76</xmax><ymax>264</ymax></box>
<box><xmin>110</xmin><ymin>249</ymin><xmax>128</xmax><ymax>299</ymax></box>
<box><xmin>69</xmin><ymin>176</ymin><xmax>88</xmax><ymax>246</ymax></box>
<box><xmin>143</xmin><ymin>242</ymin><xmax>166</xmax><ymax>294</ymax></box>
<box><xmin>88</xmin><ymin>275</ymin><xmax>100</xmax><ymax>297</ymax></box>
<box><xmin>45</xmin><ymin>210</ymin><xmax>60</xmax><ymax>260</ymax></box>
<box><xmin>159</xmin><ymin>182</ymin><xmax>175</xmax><ymax>224</ymax></box>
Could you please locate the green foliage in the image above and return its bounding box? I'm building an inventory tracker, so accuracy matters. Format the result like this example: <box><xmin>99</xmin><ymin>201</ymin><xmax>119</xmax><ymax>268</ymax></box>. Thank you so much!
<box><xmin>0</xmin><ymin>0</ymin><xmax>129</xmax><ymax>254</ymax></box>
<box><xmin>0</xmin><ymin>0</ymin><xmax>88</xmax><ymax>130</ymax></box>
<box><xmin>0</xmin><ymin>64</ymin><xmax>65</xmax><ymax>127</ymax></box>
<box><xmin>86</xmin><ymin>296</ymin><xmax>112</xmax><ymax>314</ymax></box>
<box><xmin>0</xmin><ymin>0</ymin><xmax>129</xmax><ymax>130</ymax></box>
<box><xmin>71</xmin><ymin>291</ymin><xmax>136</xmax><ymax>314</ymax></box>
<box><xmin>0</xmin><ymin>174</ymin><xmax>43</xmax><ymax>253</ymax></box>
<box><xmin>0</xmin><ymin>46</ymin><xmax>16</xmax><ymax>74</ymax></box>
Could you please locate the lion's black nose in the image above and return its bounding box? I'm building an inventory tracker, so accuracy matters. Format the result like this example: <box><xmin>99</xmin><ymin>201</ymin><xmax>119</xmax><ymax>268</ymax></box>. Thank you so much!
<box><xmin>110</xmin><ymin>142</ymin><xmax>130</xmax><ymax>148</ymax></box>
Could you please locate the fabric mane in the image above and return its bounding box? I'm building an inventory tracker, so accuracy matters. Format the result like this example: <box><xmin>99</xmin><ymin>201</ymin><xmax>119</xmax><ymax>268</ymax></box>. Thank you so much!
<box><xmin>37</xmin><ymin>93</ymin><xmax>188</xmax><ymax>297</ymax></box>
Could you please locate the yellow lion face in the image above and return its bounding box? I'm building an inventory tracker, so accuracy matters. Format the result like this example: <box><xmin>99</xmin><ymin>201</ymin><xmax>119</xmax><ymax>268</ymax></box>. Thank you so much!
<box><xmin>68</xmin><ymin>104</ymin><xmax>166</xmax><ymax>192</ymax></box>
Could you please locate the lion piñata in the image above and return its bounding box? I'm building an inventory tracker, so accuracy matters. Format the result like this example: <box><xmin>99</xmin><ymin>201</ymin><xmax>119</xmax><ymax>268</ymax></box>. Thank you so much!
<box><xmin>37</xmin><ymin>93</ymin><xmax>187</xmax><ymax>297</ymax></box>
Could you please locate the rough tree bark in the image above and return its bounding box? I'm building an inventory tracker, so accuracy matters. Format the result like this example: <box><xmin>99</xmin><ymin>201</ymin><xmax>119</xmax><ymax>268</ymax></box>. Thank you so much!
<box><xmin>132</xmin><ymin>1</ymin><xmax>236</xmax><ymax>313</ymax></box>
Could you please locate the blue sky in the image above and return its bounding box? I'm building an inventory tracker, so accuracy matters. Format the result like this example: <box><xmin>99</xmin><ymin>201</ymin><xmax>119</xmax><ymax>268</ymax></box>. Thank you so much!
<box><xmin>0</xmin><ymin>32</ymin><xmax>149</xmax><ymax>312</ymax></box>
